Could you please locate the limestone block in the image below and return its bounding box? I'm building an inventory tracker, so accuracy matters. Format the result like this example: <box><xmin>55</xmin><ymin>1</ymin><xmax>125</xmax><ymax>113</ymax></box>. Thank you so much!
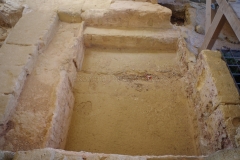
<box><xmin>0</xmin><ymin>65</ymin><xmax>26</xmax><ymax>95</ymax></box>
<box><xmin>112</xmin><ymin>0</ymin><xmax>158</xmax><ymax>4</ymax></box>
<box><xmin>0</xmin><ymin>2</ymin><xmax>23</xmax><ymax>27</ymax></box>
<box><xmin>6</xmin><ymin>11</ymin><xmax>58</xmax><ymax>52</ymax></box>
<box><xmin>0</xmin><ymin>23</ymin><xmax>84</xmax><ymax>151</ymax></box>
<box><xmin>82</xmin><ymin>0</ymin><xmax>112</xmax><ymax>11</ymax></box>
<box><xmin>0</xmin><ymin>150</ymin><xmax>14</xmax><ymax>160</ymax></box>
<box><xmin>82</xmin><ymin>1</ymin><xmax>172</xmax><ymax>29</ymax></box>
<box><xmin>206</xmin><ymin>148</ymin><xmax>240</xmax><ymax>160</ymax></box>
<box><xmin>44</xmin><ymin>23</ymin><xmax>84</xmax><ymax>149</ymax></box>
<box><xmin>194</xmin><ymin>50</ymin><xmax>240</xmax><ymax>154</ymax></box>
<box><xmin>73</xmin><ymin>22</ymin><xmax>85</xmax><ymax>70</ymax></box>
<box><xmin>0</xmin><ymin>44</ymin><xmax>38</xmax><ymax>124</ymax></box>
<box><xmin>203</xmin><ymin>105</ymin><xmax>240</xmax><ymax>152</ymax></box>
<box><xmin>202</xmin><ymin>51</ymin><xmax>240</xmax><ymax>104</ymax></box>
<box><xmin>13</xmin><ymin>148</ymin><xmax>55</xmax><ymax>160</ymax></box>
<box><xmin>195</xmin><ymin>50</ymin><xmax>240</xmax><ymax>118</ymax></box>
<box><xmin>57</xmin><ymin>1</ymin><xmax>85</xmax><ymax>23</ymax></box>
<box><xmin>84</xmin><ymin>27</ymin><xmax>178</xmax><ymax>51</ymax></box>
<box><xmin>45</xmin><ymin>70</ymin><xmax>75</xmax><ymax>149</ymax></box>
<box><xmin>14</xmin><ymin>149</ymin><xmax>97</xmax><ymax>160</ymax></box>
<box><xmin>13</xmin><ymin>148</ymin><xmax>206</xmax><ymax>160</ymax></box>
<box><xmin>0</xmin><ymin>44</ymin><xmax>38</xmax><ymax>74</ymax></box>
<box><xmin>0</xmin><ymin>94</ymin><xmax>16</xmax><ymax>129</ymax></box>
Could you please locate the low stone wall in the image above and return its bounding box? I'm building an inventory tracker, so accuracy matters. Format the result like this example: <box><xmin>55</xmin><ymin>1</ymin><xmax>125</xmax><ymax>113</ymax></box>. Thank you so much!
<box><xmin>0</xmin><ymin>148</ymin><xmax>239</xmax><ymax>160</ymax></box>
<box><xmin>177</xmin><ymin>38</ymin><xmax>240</xmax><ymax>155</ymax></box>
<box><xmin>194</xmin><ymin>51</ymin><xmax>240</xmax><ymax>154</ymax></box>
<box><xmin>45</xmin><ymin>22</ymin><xmax>85</xmax><ymax>149</ymax></box>
<box><xmin>0</xmin><ymin>16</ymin><xmax>85</xmax><ymax>151</ymax></box>
<box><xmin>0</xmin><ymin>11</ymin><xmax>58</xmax><ymax>135</ymax></box>
<box><xmin>12</xmin><ymin>148</ymin><xmax>206</xmax><ymax>160</ymax></box>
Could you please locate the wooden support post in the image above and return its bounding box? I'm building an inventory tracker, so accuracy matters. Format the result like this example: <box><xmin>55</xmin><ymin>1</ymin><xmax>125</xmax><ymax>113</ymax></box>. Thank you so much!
<box><xmin>205</xmin><ymin>0</ymin><xmax>216</xmax><ymax>32</ymax></box>
<box><xmin>200</xmin><ymin>9</ymin><xmax>226</xmax><ymax>51</ymax></box>
<box><xmin>216</xmin><ymin>0</ymin><xmax>240</xmax><ymax>40</ymax></box>
<box><xmin>200</xmin><ymin>0</ymin><xmax>240</xmax><ymax>52</ymax></box>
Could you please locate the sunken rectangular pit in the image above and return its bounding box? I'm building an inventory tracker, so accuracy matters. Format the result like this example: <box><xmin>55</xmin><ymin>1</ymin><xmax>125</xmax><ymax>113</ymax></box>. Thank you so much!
<box><xmin>64</xmin><ymin>48</ymin><xmax>200</xmax><ymax>156</ymax></box>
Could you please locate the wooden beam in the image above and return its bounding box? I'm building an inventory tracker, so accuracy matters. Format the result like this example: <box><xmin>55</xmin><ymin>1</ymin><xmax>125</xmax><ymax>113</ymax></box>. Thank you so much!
<box><xmin>200</xmin><ymin>9</ymin><xmax>226</xmax><ymax>51</ymax></box>
<box><xmin>216</xmin><ymin>0</ymin><xmax>240</xmax><ymax>40</ymax></box>
<box><xmin>205</xmin><ymin>0</ymin><xmax>216</xmax><ymax>32</ymax></box>
<box><xmin>230</xmin><ymin>2</ymin><xmax>240</xmax><ymax>18</ymax></box>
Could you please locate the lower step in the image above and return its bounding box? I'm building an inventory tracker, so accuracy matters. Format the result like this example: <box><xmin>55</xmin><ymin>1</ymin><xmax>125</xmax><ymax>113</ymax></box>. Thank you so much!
<box><xmin>84</xmin><ymin>27</ymin><xmax>180</xmax><ymax>52</ymax></box>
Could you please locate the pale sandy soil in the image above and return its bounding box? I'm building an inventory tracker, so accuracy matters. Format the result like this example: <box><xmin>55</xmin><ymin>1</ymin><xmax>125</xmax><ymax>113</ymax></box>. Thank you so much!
<box><xmin>65</xmin><ymin>48</ymin><xmax>200</xmax><ymax>156</ymax></box>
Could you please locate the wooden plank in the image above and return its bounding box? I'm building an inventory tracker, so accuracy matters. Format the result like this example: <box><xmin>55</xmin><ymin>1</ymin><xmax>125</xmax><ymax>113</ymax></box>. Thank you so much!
<box><xmin>230</xmin><ymin>2</ymin><xmax>240</xmax><ymax>19</ymax></box>
<box><xmin>205</xmin><ymin>0</ymin><xmax>216</xmax><ymax>32</ymax></box>
<box><xmin>217</xmin><ymin>0</ymin><xmax>240</xmax><ymax>40</ymax></box>
<box><xmin>200</xmin><ymin>9</ymin><xmax>226</xmax><ymax>51</ymax></box>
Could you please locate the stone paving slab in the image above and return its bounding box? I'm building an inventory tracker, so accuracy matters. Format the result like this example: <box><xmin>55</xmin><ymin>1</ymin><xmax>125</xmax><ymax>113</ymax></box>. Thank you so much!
<box><xmin>0</xmin><ymin>11</ymin><xmax>58</xmax><ymax>130</ymax></box>
<box><xmin>81</xmin><ymin>0</ymin><xmax>112</xmax><ymax>11</ymax></box>
<box><xmin>0</xmin><ymin>44</ymin><xmax>38</xmax><ymax>124</ymax></box>
<box><xmin>57</xmin><ymin>0</ymin><xmax>85</xmax><ymax>23</ymax></box>
<box><xmin>6</xmin><ymin>11</ymin><xmax>58</xmax><ymax>51</ymax></box>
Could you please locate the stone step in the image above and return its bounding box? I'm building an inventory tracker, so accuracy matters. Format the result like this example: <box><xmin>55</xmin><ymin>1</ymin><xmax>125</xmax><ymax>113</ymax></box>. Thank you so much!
<box><xmin>58</xmin><ymin>0</ymin><xmax>160</xmax><ymax>24</ymax></box>
<box><xmin>84</xmin><ymin>27</ymin><xmax>180</xmax><ymax>52</ymax></box>
<box><xmin>80</xmin><ymin>48</ymin><xmax>178</xmax><ymax>75</ymax></box>
<box><xmin>82</xmin><ymin>1</ymin><xmax>173</xmax><ymax>29</ymax></box>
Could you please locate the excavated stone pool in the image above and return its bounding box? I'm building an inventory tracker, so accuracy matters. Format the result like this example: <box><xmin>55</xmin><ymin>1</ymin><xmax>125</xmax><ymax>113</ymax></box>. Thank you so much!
<box><xmin>65</xmin><ymin>48</ymin><xmax>199</xmax><ymax>155</ymax></box>
<box><xmin>0</xmin><ymin>0</ymin><xmax>240</xmax><ymax>159</ymax></box>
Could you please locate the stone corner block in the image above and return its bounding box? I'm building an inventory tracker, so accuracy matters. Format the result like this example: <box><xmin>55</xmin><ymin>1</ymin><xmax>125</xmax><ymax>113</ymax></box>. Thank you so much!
<box><xmin>199</xmin><ymin>50</ymin><xmax>240</xmax><ymax>105</ymax></box>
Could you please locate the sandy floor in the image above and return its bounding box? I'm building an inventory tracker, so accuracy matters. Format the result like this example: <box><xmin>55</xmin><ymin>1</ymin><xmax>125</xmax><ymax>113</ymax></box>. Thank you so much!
<box><xmin>65</xmin><ymin>48</ymin><xmax>199</xmax><ymax>156</ymax></box>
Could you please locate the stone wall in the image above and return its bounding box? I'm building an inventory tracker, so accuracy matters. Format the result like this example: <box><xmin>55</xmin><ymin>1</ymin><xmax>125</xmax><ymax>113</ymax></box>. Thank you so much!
<box><xmin>0</xmin><ymin>148</ymin><xmax>239</xmax><ymax>160</ymax></box>
<box><xmin>9</xmin><ymin>148</ymin><xmax>207</xmax><ymax>160</ymax></box>
<box><xmin>0</xmin><ymin>11</ymin><xmax>58</xmax><ymax>136</ymax></box>
<box><xmin>0</xmin><ymin>10</ymin><xmax>85</xmax><ymax>151</ymax></box>
<box><xmin>177</xmin><ymin>39</ymin><xmax>240</xmax><ymax>155</ymax></box>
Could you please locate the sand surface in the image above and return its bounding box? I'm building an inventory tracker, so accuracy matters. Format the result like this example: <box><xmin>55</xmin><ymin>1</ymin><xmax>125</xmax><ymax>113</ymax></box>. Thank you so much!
<box><xmin>65</xmin><ymin>49</ymin><xmax>199</xmax><ymax>156</ymax></box>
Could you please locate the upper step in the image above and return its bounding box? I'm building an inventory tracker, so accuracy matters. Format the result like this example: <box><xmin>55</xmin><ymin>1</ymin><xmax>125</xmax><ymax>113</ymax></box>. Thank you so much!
<box><xmin>84</xmin><ymin>27</ymin><xmax>180</xmax><ymax>52</ymax></box>
<box><xmin>82</xmin><ymin>1</ymin><xmax>173</xmax><ymax>29</ymax></box>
